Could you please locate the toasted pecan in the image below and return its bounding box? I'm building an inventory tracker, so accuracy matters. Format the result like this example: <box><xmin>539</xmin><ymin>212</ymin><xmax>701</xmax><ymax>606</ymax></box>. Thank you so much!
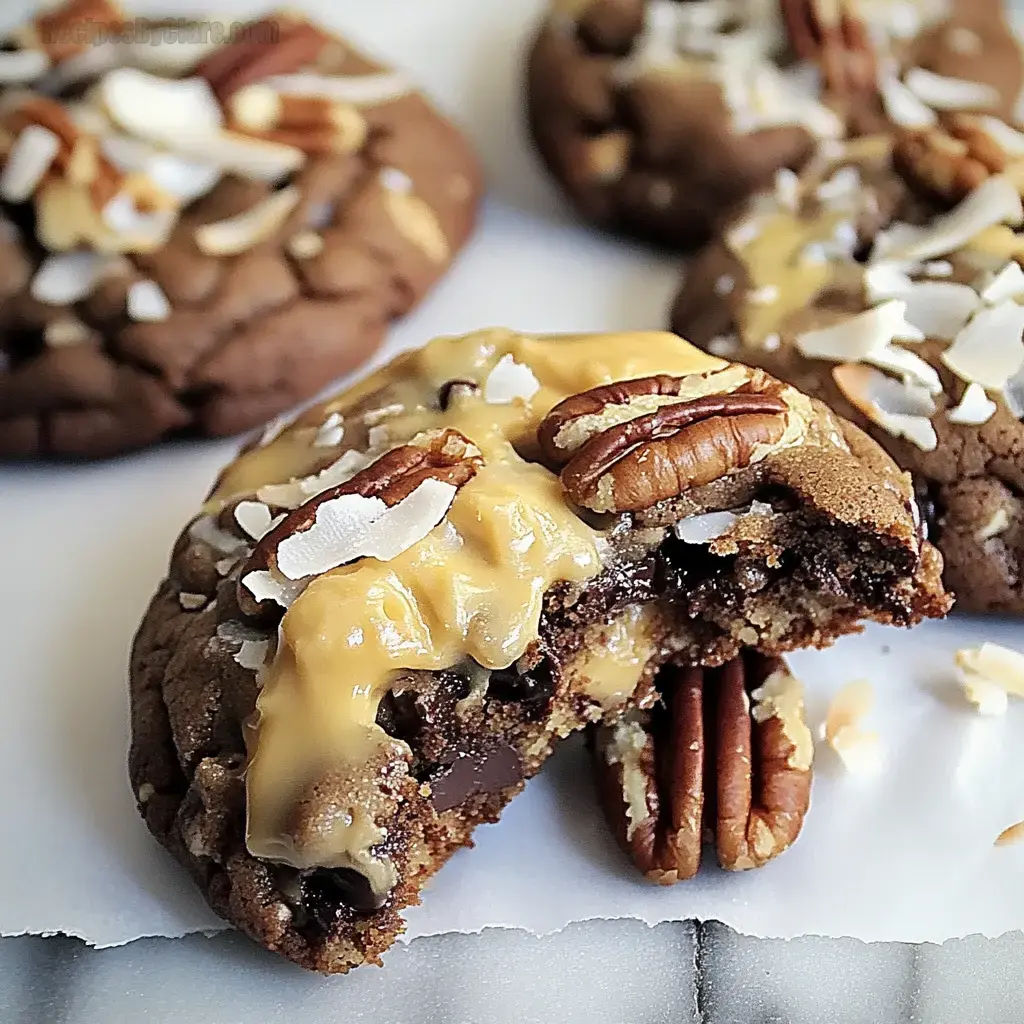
<box><xmin>592</xmin><ymin>654</ymin><xmax>813</xmax><ymax>882</ymax></box>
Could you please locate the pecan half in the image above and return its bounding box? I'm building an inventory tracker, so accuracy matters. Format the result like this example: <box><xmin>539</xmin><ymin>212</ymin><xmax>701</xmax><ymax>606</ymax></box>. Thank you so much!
<box><xmin>592</xmin><ymin>654</ymin><xmax>813</xmax><ymax>883</ymax></box>
<box><xmin>195</xmin><ymin>14</ymin><xmax>332</xmax><ymax>103</ymax></box>
<box><xmin>894</xmin><ymin>115</ymin><xmax>1016</xmax><ymax>204</ymax></box>
<box><xmin>781</xmin><ymin>0</ymin><xmax>877</xmax><ymax>99</ymax></box>
<box><xmin>237</xmin><ymin>428</ymin><xmax>483</xmax><ymax>615</ymax></box>
<box><xmin>228</xmin><ymin>85</ymin><xmax>367</xmax><ymax>155</ymax></box>
<box><xmin>539</xmin><ymin>369</ymin><xmax>792</xmax><ymax>513</ymax></box>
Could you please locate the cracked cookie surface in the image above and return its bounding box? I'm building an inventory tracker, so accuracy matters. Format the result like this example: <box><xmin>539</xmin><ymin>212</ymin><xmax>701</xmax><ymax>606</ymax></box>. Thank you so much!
<box><xmin>0</xmin><ymin>4</ymin><xmax>480</xmax><ymax>458</ymax></box>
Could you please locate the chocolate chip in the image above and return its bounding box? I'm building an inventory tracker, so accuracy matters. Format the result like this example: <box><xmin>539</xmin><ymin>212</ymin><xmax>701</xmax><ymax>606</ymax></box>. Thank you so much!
<box><xmin>655</xmin><ymin>535</ymin><xmax>728</xmax><ymax>594</ymax></box>
<box><xmin>437</xmin><ymin>378</ymin><xmax>480</xmax><ymax>410</ymax></box>
<box><xmin>427</xmin><ymin>742</ymin><xmax>523</xmax><ymax>812</ymax></box>
<box><xmin>914</xmin><ymin>477</ymin><xmax>944</xmax><ymax>542</ymax></box>
<box><xmin>301</xmin><ymin>866</ymin><xmax>384</xmax><ymax>928</ymax></box>
<box><xmin>487</xmin><ymin>662</ymin><xmax>554</xmax><ymax>704</ymax></box>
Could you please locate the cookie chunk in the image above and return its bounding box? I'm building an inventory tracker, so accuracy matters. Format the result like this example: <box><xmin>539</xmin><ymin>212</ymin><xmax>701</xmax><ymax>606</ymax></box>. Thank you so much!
<box><xmin>526</xmin><ymin>0</ymin><xmax>844</xmax><ymax>248</ymax></box>
<box><xmin>130</xmin><ymin>327</ymin><xmax>948</xmax><ymax>972</ymax></box>
<box><xmin>671</xmin><ymin>120</ymin><xmax>1024</xmax><ymax>613</ymax></box>
<box><xmin>591</xmin><ymin>653</ymin><xmax>812</xmax><ymax>882</ymax></box>
<box><xmin>0</xmin><ymin>4</ymin><xmax>480</xmax><ymax>458</ymax></box>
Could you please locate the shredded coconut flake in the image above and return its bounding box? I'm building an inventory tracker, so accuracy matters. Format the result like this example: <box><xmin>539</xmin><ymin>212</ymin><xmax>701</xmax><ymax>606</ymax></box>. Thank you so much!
<box><xmin>673</xmin><ymin>500</ymin><xmax>774</xmax><ymax>545</ymax></box>
<box><xmin>274</xmin><ymin>478</ymin><xmax>458</xmax><ymax>580</ymax></box>
<box><xmin>379</xmin><ymin>167</ymin><xmax>413</xmax><ymax>194</ymax></box>
<box><xmin>126</xmin><ymin>279</ymin><xmax>171</xmax><ymax>322</ymax></box>
<box><xmin>0</xmin><ymin>48</ymin><xmax>50</xmax><ymax>85</ymax></box>
<box><xmin>483</xmin><ymin>354</ymin><xmax>541</xmax><ymax>405</ymax></box>
<box><xmin>941</xmin><ymin>300</ymin><xmax>1024</xmax><ymax>390</ymax></box>
<box><xmin>832</xmin><ymin>363</ymin><xmax>938</xmax><ymax>451</ymax></box>
<box><xmin>0</xmin><ymin>124</ymin><xmax>60</xmax><ymax>202</ymax></box>
<box><xmin>774</xmin><ymin>167</ymin><xmax>799</xmax><ymax>211</ymax></box>
<box><xmin>879</xmin><ymin>73</ymin><xmax>938</xmax><ymax>128</ymax></box>
<box><xmin>240</xmin><ymin>570</ymin><xmax>305</xmax><ymax>609</ymax></box>
<box><xmin>891</xmin><ymin>280</ymin><xmax>979</xmax><ymax>341</ymax></box>
<box><xmin>976</xmin><ymin>116</ymin><xmax>1024</xmax><ymax>157</ymax></box>
<box><xmin>903</xmin><ymin>66</ymin><xmax>1000</xmax><ymax>111</ymax></box>
<box><xmin>313</xmin><ymin>411</ymin><xmax>344</xmax><ymax>448</ymax></box>
<box><xmin>947</xmin><ymin>382</ymin><xmax>997</xmax><ymax>425</ymax></box>
<box><xmin>234</xmin><ymin>500</ymin><xmax>275</xmax><ymax>541</ymax></box>
<box><xmin>873</xmin><ymin>176</ymin><xmax>1024</xmax><ymax>264</ymax></box>
<box><xmin>195</xmin><ymin>186</ymin><xmax>301</xmax><ymax>257</ymax></box>
<box><xmin>822</xmin><ymin>680</ymin><xmax>881</xmax><ymax>774</ymax></box>
<box><xmin>956</xmin><ymin>643</ymin><xmax>1024</xmax><ymax>705</ymax></box>
<box><xmin>30</xmin><ymin>252</ymin><xmax>115</xmax><ymax>306</ymax></box>
<box><xmin>980</xmin><ymin>261</ymin><xmax>1024</xmax><ymax>305</ymax></box>
<box><xmin>263</xmin><ymin>71</ymin><xmax>413</xmax><ymax>106</ymax></box>
<box><xmin>99</xmin><ymin>68</ymin><xmax>223</xmax><ymax>145</ymax></box>
<box><xmin>234</xmin><ymin>639</ymin><xmax>270</xmax><ymax>671</ymax></box>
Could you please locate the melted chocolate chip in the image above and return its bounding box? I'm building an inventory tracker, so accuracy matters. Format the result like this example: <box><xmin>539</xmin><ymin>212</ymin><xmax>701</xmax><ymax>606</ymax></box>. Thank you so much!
<box><xmin>437</xmin><ymin>378</ymin><xmax>480</xmax><ymax>410</ymax></box>
<box><xmin>301</xmin><ymin>866</ymin><xmax>384</xmax><ymax>928</ymax></box>
<box><xmin>655</xmin><ymin>535</ymin><xmax>729</xmax><ymax>595</ymax></box>
<box><xmin>428</xmin><ymin>742</ymin><xmax>523</xmax><ymax>812</ymax></box>
<box><xmin>487</xmin><ymin>662</ymin><xmax>554</xmax><ymax>704</ymax></box>
<box><xmin>913</xmin><ymin>477</ymin><xmax>944</xmax><ymax>543</ymax></box>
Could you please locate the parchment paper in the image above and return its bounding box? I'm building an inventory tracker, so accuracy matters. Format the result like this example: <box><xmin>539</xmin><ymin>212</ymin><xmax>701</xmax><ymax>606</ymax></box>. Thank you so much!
<box><xmin>2</xmin><ymin>0</ymin><xmax>1023</xmax><ymax>950</ymax></box>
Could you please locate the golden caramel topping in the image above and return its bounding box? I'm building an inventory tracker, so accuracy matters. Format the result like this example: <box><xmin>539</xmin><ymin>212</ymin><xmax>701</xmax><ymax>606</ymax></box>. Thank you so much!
<box><xmin>222</xmin><ymin>329</ymin><xmax>724</xmax><ymax>889</ymax></box>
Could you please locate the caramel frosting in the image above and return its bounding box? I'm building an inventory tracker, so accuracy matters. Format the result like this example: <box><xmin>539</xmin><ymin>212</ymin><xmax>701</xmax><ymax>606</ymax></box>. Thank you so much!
<box><xmin>724</xmin><ymin>137</ymin><xmax>897</xmax><ymax>347</ymax></box>
<box><xmin>705</xmin><ymin>137</ymin><xmax>1024</xmax><ymax>447</ymax></box>
<box><xmin>208</xmin><ymin>329</ymin><xmax>724</xmax><ymax>892</ymax></box>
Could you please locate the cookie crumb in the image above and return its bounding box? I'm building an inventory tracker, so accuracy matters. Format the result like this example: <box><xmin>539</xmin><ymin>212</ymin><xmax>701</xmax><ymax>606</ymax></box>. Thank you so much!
<box><xmin>137</xmin><ymin>782</ymin><xmax>155</xmax><ymax>804</ymax></box>
<box><xmin>178</xmin><ymin>591</ymin><xmax>208</xmax><ymax>611</ymax></box>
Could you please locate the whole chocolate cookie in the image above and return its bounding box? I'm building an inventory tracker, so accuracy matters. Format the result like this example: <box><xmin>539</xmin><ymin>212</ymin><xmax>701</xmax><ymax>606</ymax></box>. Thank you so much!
<box><xmin>0</xmin><ymin>3</ymin><xmax>480</xmax><ymax>457</ymax></box>
<box><xmin>130</xmin><ymin>327</ymin><xmax>949</xmax><ymax>972</ymax></box>
<box><xmin>671</xmin><ymin>119</ymin><xmax>1024</xmax><ymax>613</ymax></box>
<box><xmin>526</xmin><ymin>0</ymin><xmax>844</xmax><ymax>248</ymax></box>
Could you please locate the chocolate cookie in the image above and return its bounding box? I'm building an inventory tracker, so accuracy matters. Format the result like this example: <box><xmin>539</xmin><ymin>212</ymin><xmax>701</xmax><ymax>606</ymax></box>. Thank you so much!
<box><xmin>671</xmin><ymin>120</ymin><xmax>1024</xmax><ymax>613</ymax></box>
<box><xmin>0</xmin><ymin>3</ymin><xmax>480</xmax><ymax>458</ymax></box>
<box><xmin>526</xmin><ymin>0</ymin><xmax>843</xmax><ymax>249</ymax></box>
<box><xmin>130</xmin><ymin>327</ymin><xmax>949</xmax><ymax>972</ymax></box>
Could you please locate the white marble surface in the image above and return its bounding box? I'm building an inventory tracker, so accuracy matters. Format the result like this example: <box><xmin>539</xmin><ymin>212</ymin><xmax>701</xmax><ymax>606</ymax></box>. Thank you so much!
<box><xmin>4</xmin><ymin>924</ymin><xmax>1024</xmax><ymax>1022</ymax></box>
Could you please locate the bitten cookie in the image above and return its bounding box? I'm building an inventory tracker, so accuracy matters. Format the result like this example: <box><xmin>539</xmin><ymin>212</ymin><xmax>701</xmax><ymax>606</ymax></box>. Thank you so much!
<box><xmin>130</xmin><ymin>327</ymin><xmax>949</xmax><ymax>972</ymax></box>
<box><xmin>671</xmin><ymin>119</ymin><xmax>1024</xmax><ymax>613</ymax></box>
<box><xmin>526</xmin><ymin>0</ymin><xmax>843</xmax><ymax>248</ymax></box>
<box><xmin>0</xmin><ymin>3</ymin><xmax>480</xmax><ymax>458</ymax></box>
